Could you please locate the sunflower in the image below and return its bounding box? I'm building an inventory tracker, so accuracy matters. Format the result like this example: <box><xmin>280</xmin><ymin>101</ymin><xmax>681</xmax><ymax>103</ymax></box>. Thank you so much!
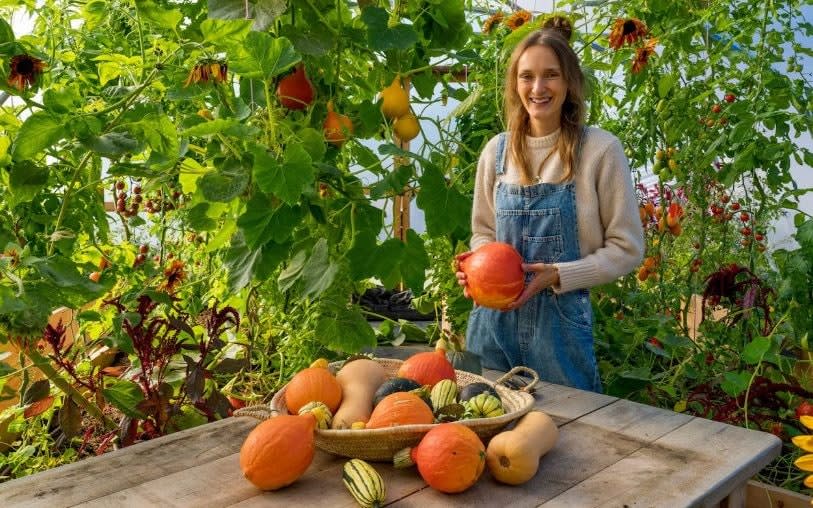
<box><xmin>504</xmin><ymin>10</ymin><xmax>532</xmax><ymax>31</ymax></box>
<box><xmin>482</xmin><ymin>11</ymin><xmax>504</xmax><ymax>34</ymax></box>
<box><xmin>159</xmin><ymin>259</ymin><xmax>186</xmax><ymax>293</ymax></box>
<box><xmin>632</xmin><ymin>38</ymin><xmax>658</xmax><ymax>74</ymax></box>
<box><xmin>793</xmin><ymin>416</ymin><xmax>813</xmax><ymax>497</ymax></box>
<box><xmin>7</xmin><ymin>54</ymin><xmax>46</xmax><ymax>91</ymax></box>
<box><xmin>609</xmin><ymin>17</ymin><xmax>648</xmax><ymax>50</ymax></box>
<box><xmin>184</xmin><ymin>60</ymin><xmax>228</xmax><ymax>87</ymax></box>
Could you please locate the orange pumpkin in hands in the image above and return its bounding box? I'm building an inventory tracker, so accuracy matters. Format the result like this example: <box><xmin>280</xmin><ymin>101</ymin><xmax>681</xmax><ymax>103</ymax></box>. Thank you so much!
<box><xmin>459</xmin><ymin>242</ymin><xmax>524</xmax><ymax>310</ymax></box>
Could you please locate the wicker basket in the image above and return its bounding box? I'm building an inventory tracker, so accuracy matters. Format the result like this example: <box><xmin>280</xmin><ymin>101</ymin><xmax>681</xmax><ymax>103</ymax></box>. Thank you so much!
<box><xmin>236</xmin><ymin>357</ymin><xmax>538</xmax><ymax>462</ymax></box>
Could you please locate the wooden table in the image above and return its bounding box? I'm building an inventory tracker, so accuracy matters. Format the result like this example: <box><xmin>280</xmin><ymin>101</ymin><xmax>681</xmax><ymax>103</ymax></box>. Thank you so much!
<box><xmin>0</xmin><ymin>346</ymin><xmax>781</xmax><ymax>507</ymax></box>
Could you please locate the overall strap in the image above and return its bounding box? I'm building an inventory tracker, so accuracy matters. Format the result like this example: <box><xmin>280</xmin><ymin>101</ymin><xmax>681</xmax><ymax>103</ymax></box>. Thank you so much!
<box><xmin>495</xmin><ymin>132</ymin><xmax>508</xmax><ymax>176</ymax></box>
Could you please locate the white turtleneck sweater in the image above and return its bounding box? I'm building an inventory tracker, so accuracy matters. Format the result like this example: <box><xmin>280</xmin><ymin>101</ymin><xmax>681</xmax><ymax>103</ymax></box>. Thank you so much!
<box><xmin>470</xmin><ymin>126</ymin><xmax>645</xmax><ymax>294</ymax></box>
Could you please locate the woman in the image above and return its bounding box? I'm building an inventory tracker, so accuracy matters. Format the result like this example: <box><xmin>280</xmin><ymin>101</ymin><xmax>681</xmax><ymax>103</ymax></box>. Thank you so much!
<box><xmin>456</xmin><ymin>16</ymin><xmax>644</xmax><ymax>392</ymax></box>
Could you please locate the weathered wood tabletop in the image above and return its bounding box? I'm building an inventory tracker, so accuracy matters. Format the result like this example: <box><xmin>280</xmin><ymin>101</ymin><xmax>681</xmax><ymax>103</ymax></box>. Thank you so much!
<box><xmin>0</xmin><ymin>346</ymin><xmax>781</xmax><ymax>508</ymax></box>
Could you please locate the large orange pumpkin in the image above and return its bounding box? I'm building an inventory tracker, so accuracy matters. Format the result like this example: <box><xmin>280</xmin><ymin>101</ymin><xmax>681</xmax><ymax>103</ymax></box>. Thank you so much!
<box><xmin>239</xmin><ymin>413</ymin><xmax>317</xmax><ymax>490</ymax></box>
<box><xmin>460</xmin><ymin>242</ymin><xmax>524</xmax><ymax>310</ymax></box>
<box><xmin>396</xmin><ymin>349</ymin><xmax>456</xmax><ymax>387</ymax></box>
<box><xmin>366</xmin><ymin>391</ymin><xmax>434</xmax><ymax>429</ymax></box>
<box><xmin>394</xmin><ymin>423</ymin><xmax>486</xmax><ymax>493</ymax></box>
<box><xmin>284</xmin><ymin>366</ymin><xmax>342</xmax><ymax>414</ymax></box>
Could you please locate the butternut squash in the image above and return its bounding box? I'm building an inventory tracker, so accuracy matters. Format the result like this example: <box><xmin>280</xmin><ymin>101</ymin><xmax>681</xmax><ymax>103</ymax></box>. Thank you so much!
<box><xmin>485</xmin><ymin>411</ymin><xmax>558</xmax><ymax>485</ymax></box>
<box><xmin>331</xmin><ymin>359</ymin><xmax>388</xmax><ymax>429</ymax></box>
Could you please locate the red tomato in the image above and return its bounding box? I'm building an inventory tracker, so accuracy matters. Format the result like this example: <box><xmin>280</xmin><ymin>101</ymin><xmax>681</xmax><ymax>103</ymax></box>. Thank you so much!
<box><xmin>796</xmin><ymin>400</ymin><xmax>813</xmax><ymax>419</ymax></box>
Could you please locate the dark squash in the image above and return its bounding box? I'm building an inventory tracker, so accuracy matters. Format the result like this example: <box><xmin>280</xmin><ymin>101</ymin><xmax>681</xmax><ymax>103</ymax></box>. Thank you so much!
<box><xmin>372</xmin><ymin>377</ymin><xmax>422</xmax><ymax>407</ymax></box>
<box><xmin>459</xmin><ymin>382</ymin><xmax>501</xmax><ymax>403</ymax></box>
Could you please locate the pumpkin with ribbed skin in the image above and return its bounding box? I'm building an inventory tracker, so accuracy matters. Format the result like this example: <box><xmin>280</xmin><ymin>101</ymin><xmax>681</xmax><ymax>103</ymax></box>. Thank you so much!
<box><xmin>239</xmin><ymin>412</ymin><xmax>318</xmax><ymax>490</ymax></box>
<box><xmin>366</xmin><ymin>392</ymin><xmax>433</xmax><ymax>429</ymax></box>
<box><xmin>460</xmin><ymin>242</ymin><xmax>525</xmax><ymax>310</ymax></box>
<box><xmin>284</xmin><ymin>366</ymin><xmax>342</xmax><ymax>414</ymax></box>
<box><xmin>396</xmin><ymin>350</ymin><xmax>456</xmax><ymax>387</ymax></box>
<box><xmin>393</xmin><ymin>423</ymin><xmax>486</xmax><ymax>493</ymax></box>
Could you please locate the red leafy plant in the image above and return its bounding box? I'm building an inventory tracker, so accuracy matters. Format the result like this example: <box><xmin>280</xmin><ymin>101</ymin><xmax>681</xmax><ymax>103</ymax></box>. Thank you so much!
<box><xmin>104</xmin><ymin>293</ymin><xmax>241</xmax><ymax>444</ymax></box>
<box><xmin>702</xmin><ymin>263</ymin><xmax>775</xmax><ymax>335</ymax></box>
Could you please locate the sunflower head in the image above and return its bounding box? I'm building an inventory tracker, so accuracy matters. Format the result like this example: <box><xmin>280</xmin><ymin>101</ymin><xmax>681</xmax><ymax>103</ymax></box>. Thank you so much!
<box><xmin>184</xmin><ymin>60</ymin><xmax>228</xmax><ymax>87</ymax></box>
<box><xmin>505</xmin><ymin>10</ymin><xmax>532</xmax><ymax>31</ymax></box>
<box><xmin>631</xmin><ymin>38</ymin><xmax>658</xmax><ymax>73</ymax></box>
<box><xmin>482</xmin><ymin>11</ymin><xmax>504</xmax><ymax>34</ymax></box>
<box><xmin>159</xmin><ymin>259</ymin><xmax>186</xmax><ymax>293</ymax></box>
<box><xmin>609</xmin><ymin>17</ymin><xmax>648</xmax><ymax>50</ymax></box>
<box><xmin>7</xmin><ymin>54</ymin><xmax>47</xmax><ymax>92</ymax></box>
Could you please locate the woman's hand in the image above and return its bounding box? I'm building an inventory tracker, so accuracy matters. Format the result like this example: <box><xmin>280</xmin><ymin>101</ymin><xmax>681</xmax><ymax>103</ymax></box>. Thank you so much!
<box><xmin>504</xmin><ymin>263</ymin><xmax>560</xmax><ymax>310</ymax></box>
<box><xmin>454</xmin><ymin>251</ymin><xmax>473</xmax><ymax>299</ymax></box>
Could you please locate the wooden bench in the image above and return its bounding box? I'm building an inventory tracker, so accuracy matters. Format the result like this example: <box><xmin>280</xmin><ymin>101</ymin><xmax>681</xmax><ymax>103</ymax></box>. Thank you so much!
<box><xmin>0</xmin><ymin>346</ymin><xmax>782</xmax><ymax>507</ymax></box>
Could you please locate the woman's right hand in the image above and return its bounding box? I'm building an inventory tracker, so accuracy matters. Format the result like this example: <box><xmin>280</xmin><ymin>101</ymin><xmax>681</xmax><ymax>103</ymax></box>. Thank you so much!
<box><xmin>454</xmin><ymin>251</ymin><xmax>473</xmax><ymax>299</ymax></box>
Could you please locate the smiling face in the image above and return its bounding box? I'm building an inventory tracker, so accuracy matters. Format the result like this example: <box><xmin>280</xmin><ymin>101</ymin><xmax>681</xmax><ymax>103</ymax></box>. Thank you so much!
<box><xmin>516</xmin><ymin>45</ymin><xmax>567</xmax><ymax>137</ymax></box>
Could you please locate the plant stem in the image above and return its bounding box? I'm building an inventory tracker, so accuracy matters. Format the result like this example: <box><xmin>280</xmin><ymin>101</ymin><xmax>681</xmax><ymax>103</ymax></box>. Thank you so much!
<box><xmin>25</xmin><ymin>348</ymin><xmax>118</xmax><ymax>430</ymax></box>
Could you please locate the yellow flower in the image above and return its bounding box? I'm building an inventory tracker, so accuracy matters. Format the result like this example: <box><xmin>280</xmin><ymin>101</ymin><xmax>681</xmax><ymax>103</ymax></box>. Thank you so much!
<box><xmin>609</xmin><ymin>17</ymin><xmax>648</xmax><ymax>50</ymax></box>
<box><xmin>504</xmin><ymin>10</ymin><xmax>532</xmax><ymax>31</ymax></box>
<box><xmin>482</xmin><ymin>11</ymin><xmax>503</xmax><ymax>34</ymax></box>
<box><xmin>793</xmin><ymin>415</ymin><xmax>813</xmax><ymax>498</ymax></box>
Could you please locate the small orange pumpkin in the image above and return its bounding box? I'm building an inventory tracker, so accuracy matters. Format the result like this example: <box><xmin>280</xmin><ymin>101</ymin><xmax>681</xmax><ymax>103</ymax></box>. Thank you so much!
<box><xmin>397</xmin><ymin>350</ymin><xmax>456</xmax><ymax>387</ymax></box>
<box><xmin>394</xmin><ymin>423</ymin><xmax>486</xmax><ymax>493</ymax></box>
<box><xmin>323</xmin><ymin>100</ymin><xmax>354</xmax><ymax>147</ymax></box>
<box><xmin>284</xmin><ymin>366</ymin><xmax>342</xmax><ymax>414</ymax></box>
<box><xmin>366</xmin><ymin>391</ymin><xmax>434</xmax><ymax>429</ymax></box>
<box><xmin>239</xmin><ymin>413</ymin><xmax>317</xmax><ymax>490</ymax></box>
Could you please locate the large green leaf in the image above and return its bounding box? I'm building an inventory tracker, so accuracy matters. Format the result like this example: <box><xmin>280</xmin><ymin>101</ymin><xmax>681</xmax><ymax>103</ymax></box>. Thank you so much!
<box><xmin>7</xmin><ymin>160</ymin><xmax>48</xmax><ymax>206</ymax></box>
<box><xmin>300</xmin><ymin>238</ymin><xmax>338</xmax><ymax>297</ymax></box>
<box><xmin>135</xmin><ymin>0</ymin><xmax>182</xmax><ymax>29</ymax></box>
<box><xmin>102</xmin><ymin>379</ymin><xmax>147</xmax><ymax>419</ymax></box>
<box><xmin>207</xmin><ymin>0</ymin><xmax>287</xmax><ymax>31</ymax></box>
<box><xmin>200</xmin><ymin>18</ymin><xmax>252</xmax><ymax>47</ymax></box>
<box><xmin>253</xmin><ymin>143</ymin><xmax>313</xmax><ymax>204</ymax></box>
<box><xmin>229</xmin><ymin>32</ymin><xmax>299</xmax><ymax>80</ymax></box>
<box><xmin>742</xmin><ymin>337</ymin><xmax>771</xmax><ymax>365</ymax></box>
<box><xmin>11</xmin><ymin>112</ymin><xmax>67</xmax><ymax>160</ymax></box>
<box><xmin>0</xmin><ymin>16</ymin><xmax>13</xmax><ymax>45</ymax></box>
<box><xmin>361</xmin><ymin>7</ymin><xmax>418</xmax><ymax>51</ymax></box>
<box><xmin>237</xmin><ymin>194</ymin><xmax>301</xmax><ymax>248</ymax></box>
<box><xmin>720</xmin><ymin>370</ymin><xmax>751</xmax><ymax>398</ymax></box>
<box><xmin>316</xmin><ymin>301</ymin><xmax>376</xmax><ymax>353</ymax></box>
<box><xmin>122</xmin><ymin>113</ymin><xmax>179</xmax><ymax>159</ymax></box>
<box><xmin>81</xmin><ymin>131</ymin><xmax>140</xmax><ymax>156</ymax></box>
<box><xmin>416</xmin><ymin>165</ymin><xmax>471</xmax><ymax>236</ymax></box>
<box><xmin>198</xmin><ymin>160</ymin><xmax>249</xmax><ymax>202</ymax></box>
<box><xmin>224</xmin><ymin>232</ymin><xmax>263</xmax><ymax>293</ymax></box>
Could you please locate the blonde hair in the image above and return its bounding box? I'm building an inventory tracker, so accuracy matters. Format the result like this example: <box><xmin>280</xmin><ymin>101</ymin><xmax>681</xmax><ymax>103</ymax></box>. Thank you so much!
<box><xmin>504</xmin><ymin>16</ymin><xmax>585</xmax><ymax>184</ymax></box>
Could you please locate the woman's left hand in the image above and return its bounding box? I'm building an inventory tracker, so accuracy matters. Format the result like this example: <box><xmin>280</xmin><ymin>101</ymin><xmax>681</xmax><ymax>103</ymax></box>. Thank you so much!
<box><xmin>504</xmin><ymin>263</ymin><xmax>560</xmax><ymax>310</ymax></box>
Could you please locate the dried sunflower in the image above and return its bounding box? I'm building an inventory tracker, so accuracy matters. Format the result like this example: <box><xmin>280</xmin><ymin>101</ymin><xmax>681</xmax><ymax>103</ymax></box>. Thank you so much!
<box><xmin>482</xmin><ymin>11</ymin><xmax>504</xmax><ymax>34</ymax></box>
<box><xmin>609</xmin><ymin>17</ymin><xmax>648</xmax><ymax>50</ymax></box>
<box><xmin>504</xmin><ymin>10</ymin><xmax>532</xmax><ymax>31</ymax></box>
<box><xmin>184</xmin><ymin>60</ymin><xmax>228</xmax><ymax>87</ymax></box>
<box><xmin>7</xmin><ymin>54</ymin><xmax>46</xmax><ymax>91</ymax></box>
<box><xmin>632</xmin><ymin>38</ymin><xmax>658</xmax><ymax>73</ymax></box>
<box><xmin>159</xmin><ymin>259</ymin><xmax>186</xmax><ymax>293</ymax></box>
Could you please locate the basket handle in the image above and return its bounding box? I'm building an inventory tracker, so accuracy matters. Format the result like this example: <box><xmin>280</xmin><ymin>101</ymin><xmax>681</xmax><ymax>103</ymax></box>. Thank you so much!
<box><xmin>233</xmin><ymin>404</ymin><xmax>279</xmax><ymax>421</ymax></box>
<box><xmin>494</xmin><ymin>366</ymin><xmax>539</xmax><ymax>393</ymax></box>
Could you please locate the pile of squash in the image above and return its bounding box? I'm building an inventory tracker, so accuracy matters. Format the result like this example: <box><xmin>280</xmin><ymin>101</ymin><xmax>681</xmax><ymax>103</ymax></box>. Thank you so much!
<box><xmin>238</xmin><ymin>349</ymin><xmax>559</xmax><ymax>503</ymax></box>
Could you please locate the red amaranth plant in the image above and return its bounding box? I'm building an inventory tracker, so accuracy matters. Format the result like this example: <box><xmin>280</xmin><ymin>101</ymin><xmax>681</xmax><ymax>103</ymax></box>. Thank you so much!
<box><xmin>702</xmin><ymin>263</ymin><xmax>775</xmax><ymax>335</ymax></box>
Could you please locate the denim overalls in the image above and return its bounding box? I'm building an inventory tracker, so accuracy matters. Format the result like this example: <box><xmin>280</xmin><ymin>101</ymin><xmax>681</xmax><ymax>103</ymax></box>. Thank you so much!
<box><xmin>466</xmin><ymin>132</ymin><xmax>602</xmax><ymax>392</ymax></box>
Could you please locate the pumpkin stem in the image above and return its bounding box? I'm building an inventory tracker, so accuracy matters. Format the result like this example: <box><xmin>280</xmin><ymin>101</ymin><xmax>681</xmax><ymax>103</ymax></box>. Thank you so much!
<box><xmin>392</xmin><ymin>447</ymin><xmax>416</xmax><ymax>468</ymax></box>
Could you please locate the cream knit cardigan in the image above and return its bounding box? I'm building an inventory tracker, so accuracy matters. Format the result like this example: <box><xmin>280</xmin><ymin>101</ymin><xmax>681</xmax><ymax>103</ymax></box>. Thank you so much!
<box><xmin>470</xmin><ymin>126</ymin><xmax>645</xmax><ymax>294</ymax></box>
